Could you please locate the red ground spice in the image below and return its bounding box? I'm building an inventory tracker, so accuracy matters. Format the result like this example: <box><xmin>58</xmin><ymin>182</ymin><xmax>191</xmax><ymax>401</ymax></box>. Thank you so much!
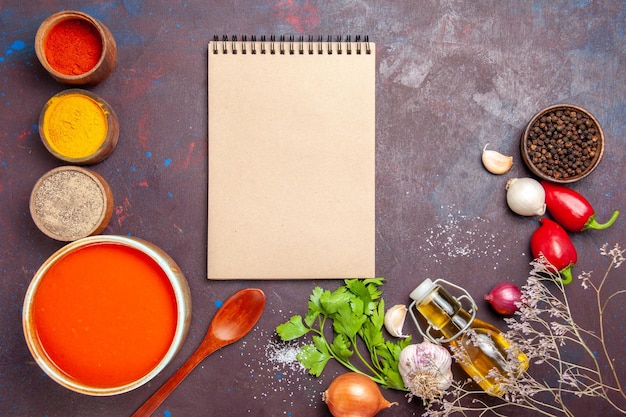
<box><xmin>44</xmin><ymin>19</ymin><xmax>103</xmax><ymax>76</ymax></box>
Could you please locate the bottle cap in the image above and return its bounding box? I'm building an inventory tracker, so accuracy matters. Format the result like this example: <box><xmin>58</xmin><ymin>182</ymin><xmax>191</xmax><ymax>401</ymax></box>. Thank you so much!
<box><xmin>409</xmin><ymin>278</ymin><xmax>436</xmax><ymax>303</ymax></box>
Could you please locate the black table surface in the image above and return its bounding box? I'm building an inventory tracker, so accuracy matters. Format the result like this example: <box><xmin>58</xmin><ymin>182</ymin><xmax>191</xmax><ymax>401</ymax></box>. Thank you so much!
<box><xmin>1</xmin><ymin>1</ymin><xmax>624</xmax><ymax>416</ymax></box>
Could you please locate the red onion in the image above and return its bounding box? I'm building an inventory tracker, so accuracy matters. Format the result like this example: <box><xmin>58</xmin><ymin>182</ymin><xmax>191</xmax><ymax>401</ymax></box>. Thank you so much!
<box><xmin>484</xmin><ymin>282</ymin><xmax>522</xmax><ymax>315</ymax></box>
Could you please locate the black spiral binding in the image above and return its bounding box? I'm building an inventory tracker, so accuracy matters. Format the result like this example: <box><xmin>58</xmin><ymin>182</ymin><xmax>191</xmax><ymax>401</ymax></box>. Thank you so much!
<box><xmin>212</xmin><ymin>35</ymin><xmax>371</xmax><ymax>55</ymax></box>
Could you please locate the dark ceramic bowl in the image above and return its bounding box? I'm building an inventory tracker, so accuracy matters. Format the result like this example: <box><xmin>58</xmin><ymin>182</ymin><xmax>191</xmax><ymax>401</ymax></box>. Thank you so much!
<box><xmin>521</xmin><ymin>104</ymin><xmax>605</xmax><ymax>183</ymax></box>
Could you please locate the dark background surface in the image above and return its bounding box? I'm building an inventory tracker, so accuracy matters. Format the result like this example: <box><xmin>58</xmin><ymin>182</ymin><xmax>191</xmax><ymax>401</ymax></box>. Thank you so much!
<box><xmin>1</xmin><ymin>1</ymin><xmax>624</xmax><ymax>416</ymax></box>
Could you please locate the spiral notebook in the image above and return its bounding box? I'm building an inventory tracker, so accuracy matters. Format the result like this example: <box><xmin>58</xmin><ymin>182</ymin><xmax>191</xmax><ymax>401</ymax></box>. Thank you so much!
<box><xmin>208</xmin><ymin>36</ymin><xmax>375</xmax><ymax>279</ymax></box>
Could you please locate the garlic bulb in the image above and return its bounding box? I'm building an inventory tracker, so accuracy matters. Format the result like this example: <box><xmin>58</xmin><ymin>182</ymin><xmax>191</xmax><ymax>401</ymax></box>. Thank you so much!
<box><xmin>384</xmin><ymin>304</ymin><xmax>409</xmax><ymax>338</ymax></box>
<box><xmin>506</xmin><ymin>177</ymin><xmax>546</xmax><ymax>216</ymax></box>
<box><xmin>398</xmin><ymin>341</ymin><xmax>453</xmax><ymax>400</ymax></box>
<box><xmin>482</xmin><ymin>144</ymin><xmax>513</xmax><ymax>174</ymax></box>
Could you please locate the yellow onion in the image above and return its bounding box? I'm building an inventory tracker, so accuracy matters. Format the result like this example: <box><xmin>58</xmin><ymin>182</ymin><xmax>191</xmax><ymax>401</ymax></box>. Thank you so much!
<box><xmin>323</xmin><ymin>372</ymin><xmax>397</xmax><ymax>417</ymax></box>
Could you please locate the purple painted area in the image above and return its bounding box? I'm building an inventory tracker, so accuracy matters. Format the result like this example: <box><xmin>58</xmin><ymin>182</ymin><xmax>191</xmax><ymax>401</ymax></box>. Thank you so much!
<box><xmin>0</xmin><ymin>1</ymin><xmax>624</xmax><ymax>416</ymax></box>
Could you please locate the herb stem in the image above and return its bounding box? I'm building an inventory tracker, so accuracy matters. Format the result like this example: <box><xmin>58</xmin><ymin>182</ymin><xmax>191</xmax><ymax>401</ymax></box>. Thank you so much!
<box><xmin>349</xmin><ymin>335</ymin><xmax>385</xmax><ymax>381</ymax></box>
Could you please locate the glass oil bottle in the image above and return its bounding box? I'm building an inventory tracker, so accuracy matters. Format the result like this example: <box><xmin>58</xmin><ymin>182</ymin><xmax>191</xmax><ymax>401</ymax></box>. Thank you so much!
<box><xmin>408</xmin><ymin>278</ymin><xmax>529</xmax><ymax>396</ymax></box>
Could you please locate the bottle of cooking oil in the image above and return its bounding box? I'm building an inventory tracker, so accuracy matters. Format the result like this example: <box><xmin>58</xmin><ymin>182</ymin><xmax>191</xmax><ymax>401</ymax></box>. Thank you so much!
<box><xmin>408</xmin><ymin>278</ymin><xmax>529</xmax><ymax>396</ymax></box>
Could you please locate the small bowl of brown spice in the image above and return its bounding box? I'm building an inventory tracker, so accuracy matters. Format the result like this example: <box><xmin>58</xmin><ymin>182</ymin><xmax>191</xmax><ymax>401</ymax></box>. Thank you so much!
<box><xmin>521</xmin><ymin>104</ymin><xmax>605</xmax><ymax>183</ymax></box>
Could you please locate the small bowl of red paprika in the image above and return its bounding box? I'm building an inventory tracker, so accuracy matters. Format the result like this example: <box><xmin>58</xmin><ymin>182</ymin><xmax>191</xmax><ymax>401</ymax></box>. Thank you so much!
<box><xmin>520</xmin><ymin>104</ymin><xmax>605</xmax><ymax>184</ymax></box>
<box><xmin>35</xmin><ymin>10</ymin><xmax>116</xmax><ymax>86</ymax></box>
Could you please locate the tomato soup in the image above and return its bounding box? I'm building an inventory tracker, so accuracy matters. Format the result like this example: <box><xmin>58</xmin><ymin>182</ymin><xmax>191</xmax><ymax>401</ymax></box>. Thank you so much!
<box><xmin>30</xmin><ymin>242</ymin><xmax>178</xmax><ymax>388</ymax></box>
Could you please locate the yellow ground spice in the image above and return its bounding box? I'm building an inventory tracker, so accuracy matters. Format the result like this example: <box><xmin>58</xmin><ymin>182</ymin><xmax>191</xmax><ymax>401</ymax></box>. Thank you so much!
<box><xmin>42</xmin><ymin>92</ymin><xmax>108</xmax><ymax>159</ymax></box>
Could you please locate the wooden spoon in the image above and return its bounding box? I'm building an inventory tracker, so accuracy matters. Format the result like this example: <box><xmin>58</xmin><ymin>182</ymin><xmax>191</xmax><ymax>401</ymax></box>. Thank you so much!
<box><xmin>132</xmin><ymin>288</ymin><xmax>266</xmax><ymax>417</ymax></box>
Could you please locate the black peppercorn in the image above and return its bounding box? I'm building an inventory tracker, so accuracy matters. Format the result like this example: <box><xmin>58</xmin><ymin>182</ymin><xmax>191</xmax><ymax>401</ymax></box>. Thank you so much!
<box><xmin>524</xmin><ymin>106</ymin><xmax>602</xmax><ymax>181</ymax></box>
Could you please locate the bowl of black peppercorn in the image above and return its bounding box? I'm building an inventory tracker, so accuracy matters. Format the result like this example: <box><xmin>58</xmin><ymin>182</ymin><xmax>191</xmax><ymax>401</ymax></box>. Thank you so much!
<box><xmin>521</xmin><ymin>104</ymin><xmax>605</xmax><ymax>183</ymax></box>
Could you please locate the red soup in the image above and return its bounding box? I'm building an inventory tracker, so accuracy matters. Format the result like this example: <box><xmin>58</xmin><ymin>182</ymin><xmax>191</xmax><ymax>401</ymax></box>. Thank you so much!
<box><xmin>31</xmin><ymin>242</ymin><xmax>178</xmax><ymax>388</ymax></box>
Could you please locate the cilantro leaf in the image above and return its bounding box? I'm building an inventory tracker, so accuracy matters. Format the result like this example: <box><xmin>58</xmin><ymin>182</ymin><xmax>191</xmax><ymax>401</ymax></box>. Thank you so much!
<box><xmin>362</xmin><ymin>277</ymin><xmax>385</xmax><ymax>287</ymax></box>
<box><xmin>276</xmin><ymin>315</ymin><xmax>309</xmax><ymax>341</ymax></box>
<box><xmin>360</xmin><ymin>320</ymin><xmax>386</xmax><ymax>350</ymax></box>
<box><xmin>370</xmin><ymin>298</ymin><xmax>385</xmax><ymax>331</ymax></box>
<box><xmin>363</xmin><ymin>278</ymin><xmax>384</xmax><ymax>300</ymax></box>
<box><xmin>297</xmin><ymin>343</ymin><xmax>331</xmax><ymax>377</ymax></box>
<box><xmin>303</xmin><ymin>310</ymin><xmax>320</xmax><ymax>327</ymax></box>
<box><xmin>381</xmin><ymin>360</ymin><xmax>406</xmax><ymax>390</ymax></box>
<box><xmin>307</xmin><ymin>286</ymin><xmax>324</xmax><ymax>311</ymax></box>
<box><xmin>319</xmin><ymin>286</ymin><xmax>351</xmax><ymax>315</ymax></box>
<box><xmin>350</xmin><ymin>296</ymin><xmax>365</xmax><ymax>317</ymax></box>
<box><xmin>333</xmin><ymin>302</ymin><xmax>366</xmax><ymax>339</ymax></box>
<box><xmin>345</xmin><ymin>279</ymin><xmax>372</xmax><ymax>304</ymax></box>
<box><xmin>329</xmin><ymin>333</ymin><xmax>353</xmax><ymax>362</ymax></box>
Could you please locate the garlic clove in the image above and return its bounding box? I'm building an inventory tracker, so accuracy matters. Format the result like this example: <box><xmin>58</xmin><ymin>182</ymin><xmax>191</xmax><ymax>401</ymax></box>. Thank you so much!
<box><xmin>384</xmin><ymin>304</ymin><xmax>409</xmax><ymax>338</ymax></box>
<box><xmin>482</xmin><ymin>144</ymin><xmax>513</xmax><ymax>175</ymax></box>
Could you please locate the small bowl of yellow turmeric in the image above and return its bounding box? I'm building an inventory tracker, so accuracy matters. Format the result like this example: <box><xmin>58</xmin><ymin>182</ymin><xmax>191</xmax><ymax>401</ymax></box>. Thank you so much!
<box><xmin>39</xmin><ymin>89</ymin><xmax>119</xmax><ymax>165</ymax></box>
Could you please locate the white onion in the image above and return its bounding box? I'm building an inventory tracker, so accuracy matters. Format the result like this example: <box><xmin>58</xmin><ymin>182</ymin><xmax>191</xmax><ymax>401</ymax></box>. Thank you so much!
<box><xmin>506</xmin><ymin>177</ymin><xmax>546</xmax><ymax>216</ymax></box>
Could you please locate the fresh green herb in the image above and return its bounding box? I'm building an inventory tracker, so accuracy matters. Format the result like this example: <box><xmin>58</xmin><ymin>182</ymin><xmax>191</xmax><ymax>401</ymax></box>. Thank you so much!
<box><xmin>276</xmin><ymin>278</ymin><xmax>410</xmax><ymax>390</ymax></box>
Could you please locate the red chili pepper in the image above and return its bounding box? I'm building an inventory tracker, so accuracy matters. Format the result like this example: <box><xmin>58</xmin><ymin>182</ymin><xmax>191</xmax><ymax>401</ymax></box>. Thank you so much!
<box><xmin>542</xmin><ymin>181</ymin><xmax>619</xmax><ymax>232</ymax></box>
<box><xmin>530</xmin><ymin>218</ymin><xmax>577</xmax><ymax>285</ymax></box>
